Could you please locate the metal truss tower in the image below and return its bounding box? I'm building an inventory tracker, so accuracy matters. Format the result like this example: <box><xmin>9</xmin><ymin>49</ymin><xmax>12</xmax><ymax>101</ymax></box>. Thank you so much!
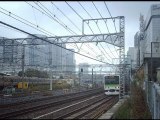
<box><xmin>119</xmin><ymin>16</ymin><xmax>125</xmax><ymax>98</ymax></box>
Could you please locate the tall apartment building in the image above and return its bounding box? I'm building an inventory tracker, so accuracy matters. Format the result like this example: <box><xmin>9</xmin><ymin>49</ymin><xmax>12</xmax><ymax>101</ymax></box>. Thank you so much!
<box><xmin>0</xmin><ymin>37</ymin><xmax>22</xmax><ymax>74</ymax></box>
<box><xmin>25</xmin><ymin>34</ymin><xmax>50</xmax><ymax>67</ymax></box>
<box><xmin>134</xmin><ymin>32</ymin><xmax>140</xmax><ymax>66</ymax></box>
<box><xmin>25</xmin><ymin>34</ymin><xmax>75</xmax><ymax>75</ymax></box>
<box><xmin>66</xmin><ymin>49</ymin><xmax>75</xmax><ymax>74</ymax></box>
<box><xmin>127</xmin><ymin>47</ymin><xmax>137</xmax><ymax>69</ymax></box>
<box><xmin>144</xmin><ymin>4</ymin><xmax>160</xmax><ymax>57</ymax></box>
<box><xmin>135</xmin><ymin>4</ymin><xmax>160</xmax><ymax>82</ymax></box>
<box><xmin>134</xmin><ymin>13</ymin><xmax>145</xmax><ymax>67</ymax></box>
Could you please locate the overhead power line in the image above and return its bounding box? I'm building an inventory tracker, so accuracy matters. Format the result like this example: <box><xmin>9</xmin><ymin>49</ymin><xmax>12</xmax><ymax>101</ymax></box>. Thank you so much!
<box><xmin>0</xmin><ymin>20</ymin><xmax>113</xmax><ymax>65</ymax></box>
<box><xmin>78</xmin><ymin>2</ymin><xmax>117</xmax><ymax>62</ymax></box>
<box><xmin>92</xmin><ymin>1</ymin><xmax>119</xmax><ymax>57</ymax></box>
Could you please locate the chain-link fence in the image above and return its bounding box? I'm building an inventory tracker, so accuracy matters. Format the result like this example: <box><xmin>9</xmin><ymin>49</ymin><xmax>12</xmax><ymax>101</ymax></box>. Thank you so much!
<box><xmin>144</xmin><ymin>80</ymin><xmax>160</xmax><ymax>119</ymax></box>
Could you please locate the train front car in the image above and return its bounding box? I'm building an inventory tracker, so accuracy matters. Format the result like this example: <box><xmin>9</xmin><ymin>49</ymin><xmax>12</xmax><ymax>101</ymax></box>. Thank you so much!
<box><xmin>104</xmin><ymin>75</ymin><xmax>120</xmax><ymax>95</ymax></box>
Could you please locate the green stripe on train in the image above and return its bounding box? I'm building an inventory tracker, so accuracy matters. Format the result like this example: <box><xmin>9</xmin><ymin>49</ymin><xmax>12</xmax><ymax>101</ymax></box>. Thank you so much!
<box><xmin>105</xmin><ymin>84</ymin><xmax>119</xmax><ymax>87</ymax></box>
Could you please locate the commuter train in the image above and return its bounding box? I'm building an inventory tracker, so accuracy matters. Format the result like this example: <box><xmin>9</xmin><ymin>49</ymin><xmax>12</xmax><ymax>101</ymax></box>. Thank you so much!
<box><xmin>104</xmin><ymin>75</ymin><xmax>120</xmax><ymax>95</ymax></box>
<box><xmin>0</xmin><ymin>75</ymin><xmax>56</xmax><ymax>90</ymax></box>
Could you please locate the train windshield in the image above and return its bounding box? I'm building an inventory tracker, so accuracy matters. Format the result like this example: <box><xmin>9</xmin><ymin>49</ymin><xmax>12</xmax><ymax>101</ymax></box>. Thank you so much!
<box><xmin>104</xmin><ymin>76</ymin><xmax>119</xmax><ymax>84</ymax></box>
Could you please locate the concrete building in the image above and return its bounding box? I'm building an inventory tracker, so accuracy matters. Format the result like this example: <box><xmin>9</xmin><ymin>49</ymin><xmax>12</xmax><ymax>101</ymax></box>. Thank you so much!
<box><xmin>138</xmin><ymin>4</ymin><xmax>160</xmax><ymax>82</ymax></box>
<box><xmin>134</xmin><ymin>13</ymin><xmax>145</xmax><ymax>67</ymax></box>
<box><xmin>25</xmin><ymin>34</ymin><xmax>76</xmax><ymax>75</ymax></box>
<box><xmin>134</xmin><ymin>32</ymin><xmax>140</xmax><ymax>67</ymax></box>
<box><xmin>127</xmin><ymin>47</ymin><xmax>138</xmax><ymax>69</ymax></box>
<box><xmin>66</xmin><ymin>49</ymin><xmax>75</xmax><ymax>74</ymax></box>
<box><xmin>134</xmin><ymin>32</ymin><xmax>140</xmax><ymax>48</ymax></box>
<box><xmin>144</xmin><ymin>4</ymin><xmax>160</xmax><ymax>57</ymax></box>
<box><xmin>0</xmin><ymin>37</ymin><xmax>22</xmax><ymax>74</ymax></box>
<box><xmin>25</xmin><ymin>34</ymin><xmax>50</xmax><ymax>67</ymax></box>
<box><xmin>0</xmin><ymin>34</ymin><xmax>76</xmax><ymax>76</ymax></box>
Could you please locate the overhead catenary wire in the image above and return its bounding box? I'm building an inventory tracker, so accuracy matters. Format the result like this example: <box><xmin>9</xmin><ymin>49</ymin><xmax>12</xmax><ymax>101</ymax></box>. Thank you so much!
<box><xmin>77</xmin><ymin>2</ymin><xmax>114</xmax><ymax>62</ymax></box>
<box><xmin>0</xmin><ymin>2</ymin><xmax>112</xmax><ymax>66</ymax></box>
<box><xmin>34</xmin><ymin>1</ymin><xmax>79</xmax><ymax>50</ymax></box>
<box><xmin>92</xmin><ymin>1</ymin><xmax>119</xmax><ymax>58</ymax></box>
<box><xmin>103</xmin><ymin>2</ymin><xmax>120</xmax><ymax>56</ymax></box>
<box><xmin>36</xmin><ymin>1</ymin><xmax>99</xmax><ymax>58</ymax></box>
<box><xmin>65</xmin><ymin>1</ymin><xmax>83</xmax><ymax>20</ymax></box>
<box><xmin>104</xmin><ymin>1</ymin><xmax>117</xmax><ymax>33</ymax></box>
<box><xmin>78</xmin><ymin>1</ymin><xmax>114</xmax><ymax>61</ymax></box>
<box><xmin>85</xmin><ymin>22</ymin><xmax>112</xmax><ymax>63</ymax></box>
<box><xmin>26</xmin><ymin>1</ymin><xmax>97</xmax><ymax>58</ymax></box>
<box><xmin>51</xmin><ymin>2</ymin><xmax>81</xmax><ymax>32</ymax></box>
<box><xmin>50</xmin><ymin>1</ymin><xmax>100</xmax><ymax>57</ymax></box>
<box><xmin>65</xmin><ymin>1</ymin><xmax>112</xmax><ymax>63</ymax></box>
<box><xmin>36</xmin><ymin>1</ymin><xmax>101</xmax><ymax>58</ymax></box>
<box><xmin>0</xmin><ymin>2</ymin><xmax>117</xmax><ymax>64</ymax></box>
<box><xmin>26</xmin><ymin>1</ymin><xmax>75</xmax><ymax>36</ymax></box>
<box><xmin>0</xmin><ymin>7</ymin><xmax>55</xmax><ymax>37</ymax></box>
<box><xmin>36</xmin><ymin>1</ymin><xmax>77</xmax><ymax>35</ymax></box>
<box><xmin>32</xmin><ymin>5</ymin><xmax>38</xmax><ymax>27</ymax></box>
<box><xmin>0</xmin><ymin>20</ymin><xmax>113</xmax><ymax>65</ymax></box>
<box><xmin>0</xmin><ymin>4</ymin><xmax>99</xmax><ymax>63</ymax></box>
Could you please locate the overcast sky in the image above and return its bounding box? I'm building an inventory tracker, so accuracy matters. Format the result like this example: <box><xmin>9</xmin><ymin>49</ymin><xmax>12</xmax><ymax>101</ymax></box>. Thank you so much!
<box><xmin>0</xmin><ymin>1</ymin><xmax>160</xmax><ymax>65</ymax></box>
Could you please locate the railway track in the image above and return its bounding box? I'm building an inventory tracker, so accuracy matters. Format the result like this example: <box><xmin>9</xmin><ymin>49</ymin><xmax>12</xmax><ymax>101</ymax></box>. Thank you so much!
<box><xmin>34</xmin><ymin>95</ymin><xmax>118</xmax><ymax>119</ymax></box>
<box><xmin>81</xmin><ymin>96</ymin><xmax>118</xmax><ymax>119</ymax></box>
<box><xmin>0</xmin><ymin>87</ymin><xmax>102</xmax><ymax>107</ymax></box>
<box><xmin>0</xmin><ymin>88</ymin><xmax>104</xmax><ymax>119</ymax></box>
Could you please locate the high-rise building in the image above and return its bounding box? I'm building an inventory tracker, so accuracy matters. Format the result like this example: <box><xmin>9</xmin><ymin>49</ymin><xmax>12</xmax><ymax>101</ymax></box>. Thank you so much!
<box><xmin>144</xmin><ymin>4</ymin><xmax>160</xmax><ymax>56</ymax></box>
<box><xmin>25</xmin><ymin>34</ymin><xmax>49</xmax><ymax>67</ymax></box>
<box><xmin>25</xmin><ymin>34</ymin><xmax>76</xmax><ymax>75</ymax></box>
<box><xmin>0</xmin><ymin>34</ymin><xmax>76</xmax><ymax>75</ymax></box>
<box><xmin>134</xmin><ymin>14</ymin><xmax>145</xmax><ymax>67</ymax></box>
<box><xmin>134</xmin><ymin>32</ymin><xmax>140</xmax><ymax>67</ymax></box>
<box><xmin>0</xmin><ymin>37</ymin><xmax>22</xmax><ymax>74</ymax></box>
<box><xmin>134</xmin><ymin>32</ymin><xmax>140</xmax><ymax>48</ymax></box>
<box><xmin>142</xmin><ymin>4</ymin><xmax>160</xmax><ymax>82</ymax></box>
<box><xmin>127</xmin><ymin>47</ymin><xmax>137</xmax><ymax>69</ymax></box>
<box><xmin>66</xmin><ymin>49</ymin><xmax>75</xmax><ymax>74</ymax></box>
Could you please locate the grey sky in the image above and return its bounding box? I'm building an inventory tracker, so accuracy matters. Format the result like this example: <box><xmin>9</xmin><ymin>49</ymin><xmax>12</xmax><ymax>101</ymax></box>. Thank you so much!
<box><xmin>0</xmin><ymin>1</ymin><xmax>160</xmax><ymax>65</ymax></box>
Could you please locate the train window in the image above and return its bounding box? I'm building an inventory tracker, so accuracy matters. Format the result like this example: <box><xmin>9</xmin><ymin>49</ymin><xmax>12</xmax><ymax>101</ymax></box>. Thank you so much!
<box><xmin>109</xmin><ymin>89</ymin><xmax>115</xmax><ymax>92</ymax></box>
<box><xmin>104</xmin><ymin>76</ymin><xmax>119</xmax><ymax>84</ymax></box>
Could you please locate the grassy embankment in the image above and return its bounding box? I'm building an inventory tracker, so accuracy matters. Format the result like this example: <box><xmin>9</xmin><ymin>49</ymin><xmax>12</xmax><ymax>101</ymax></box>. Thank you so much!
<box><xmin>114</xmin><ymin>80</ymin><xmax>152</xmax><ymax>119</ymax></box>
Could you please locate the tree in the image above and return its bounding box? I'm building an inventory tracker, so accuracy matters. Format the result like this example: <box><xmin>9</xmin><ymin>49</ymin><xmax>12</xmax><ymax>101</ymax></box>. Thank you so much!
<box><xmin>18</xmin><ymin>71</ymin><xmax>22</xmax><ymax>77</ymax></box>
<box><xmin>59</xmin><ymin>75</ymin><xmax>64</xmax><ymax>79</ymax></box>
<box><xmin>18</xmin><ymin>68</ymin><xmax>49</xmax><ymax>78</ymax></box>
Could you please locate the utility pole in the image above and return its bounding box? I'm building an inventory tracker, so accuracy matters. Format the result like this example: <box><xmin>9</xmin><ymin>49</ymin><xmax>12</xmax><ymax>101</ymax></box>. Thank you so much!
<box><xmin>79</xmin><ymin>71</ymin><xmax>81</xmax><ymax>91</ymax></box>
<box><xmin>50</xmin><ymin>69</ymin><xmax>53</xmax><ymax>91</ymax></box>
<box><xmin>22</xmin><ymin>45</ymin><xmax>25</xmax><ymax>90</ymax></box>
<box><xmin>92</xmin><ymin>68</ymin><xmax>93</xmax><ymax>88</ymax></box>
<box><xmin>131</xmin><ymin>60</ymin><xmax>133</xmax><ymax>77</ymax></box>
<box><xmin>151</xmin><ymin>42</ymin><xmax>153</xmax><ymax>81</ymax></box>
